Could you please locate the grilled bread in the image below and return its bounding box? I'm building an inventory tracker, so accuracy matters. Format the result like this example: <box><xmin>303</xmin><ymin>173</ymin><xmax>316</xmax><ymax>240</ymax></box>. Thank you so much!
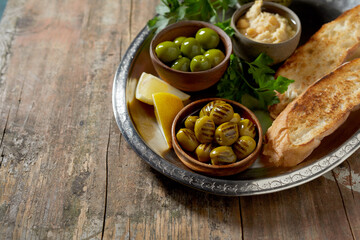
<box><xmin>269</xmin><ymin>5</ymin><xmax>360</xmax><ymax>118</ymax></box>
<box><xmin>262</xmin><ymin>58</ymin><xmax>360</xmax><ymax>167</ymax></box>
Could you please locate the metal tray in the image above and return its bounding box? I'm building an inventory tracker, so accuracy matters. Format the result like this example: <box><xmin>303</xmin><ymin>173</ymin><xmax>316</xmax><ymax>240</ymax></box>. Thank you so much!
<box><xmin>112</xmin><ymin>0</ymin><xmax>360</xmax><ymax>196</ymax></box>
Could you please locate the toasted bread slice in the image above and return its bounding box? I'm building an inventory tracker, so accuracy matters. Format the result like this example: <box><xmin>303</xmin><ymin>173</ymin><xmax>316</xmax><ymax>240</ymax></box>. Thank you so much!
<box><xmin>262</xmin><ymin>58</ymin><xmax>360</xmax><ymax>167</ymax></box>
<box><xmin>269</xmin><ymin>5</ymin><xmax>360</xmax><ymax>118</ymax></box>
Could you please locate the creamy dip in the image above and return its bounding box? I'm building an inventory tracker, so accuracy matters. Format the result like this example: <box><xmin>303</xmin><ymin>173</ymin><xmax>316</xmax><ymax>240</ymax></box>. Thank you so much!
<box><xmin>236</xmin><ymin>0</ymin><xmax>295</xmax><ymax>43</ymax></box>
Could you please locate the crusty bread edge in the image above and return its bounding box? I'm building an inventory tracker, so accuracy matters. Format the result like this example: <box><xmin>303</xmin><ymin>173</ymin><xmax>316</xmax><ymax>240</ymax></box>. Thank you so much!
<box><xmin>262</xmin><ymin>58</ymin><xmax>360</xmax><ymax>167</ymax></box>
<box><xmin>269</xmin><ymin>44</ymin><xmax>360</xmax><ymax>119</ymax></box>
<box><xmin>275</xmin><ymin>4</ymin><xmax>360</xmax><ymax>77</ymax></box>
<box><xmin>262</xmin><ymin>107</ymin><xmax>350</xmax><ymax>167</ymax></box>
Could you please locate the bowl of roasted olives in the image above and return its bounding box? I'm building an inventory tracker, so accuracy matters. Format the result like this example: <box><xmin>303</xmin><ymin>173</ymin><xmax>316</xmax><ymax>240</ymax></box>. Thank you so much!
<box><xmin>150</xmin><ymin>21</ymin><xmax>232</xmax><ymax>92</ymax></box>
<box><xmin>171</xmin><ymin>98</ymin><xmax>263</xmax><ymax>177</ymax></box>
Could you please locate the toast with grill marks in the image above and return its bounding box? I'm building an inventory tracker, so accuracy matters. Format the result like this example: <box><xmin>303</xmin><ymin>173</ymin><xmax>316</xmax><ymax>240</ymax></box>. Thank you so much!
<box><xmin>269</xmin><ymin>5</ymin><xmax>360</xmax><ymax>118</ymax></box>
<box><xmin>262</xmin><ymin>58</ymin><xmax>360</xmax><ymax>167</ymax></box>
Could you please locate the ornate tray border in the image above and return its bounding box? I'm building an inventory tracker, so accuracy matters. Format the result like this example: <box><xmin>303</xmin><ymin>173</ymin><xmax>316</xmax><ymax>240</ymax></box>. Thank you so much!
<box><xmin>112</xmin><ymin>25</ymin><xmax>360</xmax><ymax>196</ymax></box>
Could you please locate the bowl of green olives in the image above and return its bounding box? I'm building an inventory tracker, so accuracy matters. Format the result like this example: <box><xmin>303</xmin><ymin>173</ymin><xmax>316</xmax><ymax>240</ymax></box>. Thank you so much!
<box><xmin>171</xmin><ymin>98</ymin><xmax>263</xmax><ymax>177</ymax></box>
<box><xmin>150</xmin><ymin>21</ymin><xmax>232</xmax><ymax>92</ymax></box>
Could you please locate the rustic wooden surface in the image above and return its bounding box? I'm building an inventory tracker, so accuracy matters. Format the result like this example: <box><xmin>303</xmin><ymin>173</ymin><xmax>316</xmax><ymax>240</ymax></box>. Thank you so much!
<box><xmin>0</xmin><ymin>0</ymin><xmax>359</xmax><ymax>239</ymax></box>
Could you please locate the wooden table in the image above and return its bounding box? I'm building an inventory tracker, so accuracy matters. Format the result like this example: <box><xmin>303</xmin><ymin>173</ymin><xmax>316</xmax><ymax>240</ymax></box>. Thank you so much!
<box><xmin>0</xmin><ymin>0</ymin><xmax>359</xmax><ymax>239</ymax></box>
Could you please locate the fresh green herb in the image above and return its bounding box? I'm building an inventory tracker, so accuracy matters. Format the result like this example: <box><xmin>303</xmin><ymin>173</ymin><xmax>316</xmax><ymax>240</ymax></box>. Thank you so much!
<box><xmin>214</xmin><ymin>19</ymin><xmax>235</xmax><ymax>36</ymax></box>
<box><xmin>217</xmin><ymin>53</ymin><xmax>294</xmax><ymax>110</ymax></box>
<box><xmin>147</xmin><ymin>0</ymin><xmax>238</xmax><ymax>35</ymax></box>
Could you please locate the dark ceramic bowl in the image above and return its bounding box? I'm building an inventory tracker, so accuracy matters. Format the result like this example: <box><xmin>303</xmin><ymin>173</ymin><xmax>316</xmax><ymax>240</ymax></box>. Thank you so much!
<box><xmin>171</xmin><ymin>98</ymin><xmax>263</xmax><ymax>177</ymax></box>
<box><xmin>231</xmin><ymin>1</ymin><xmax>301</xmax><ymax>64</ymax></box>
<box><xmin>150</xmin><ymin>21</ymin><xmax>232</xmax><ymax>92</ymax></box>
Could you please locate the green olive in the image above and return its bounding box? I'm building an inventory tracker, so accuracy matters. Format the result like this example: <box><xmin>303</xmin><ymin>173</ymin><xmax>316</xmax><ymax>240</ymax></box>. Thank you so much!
<box><xmin>180</xmin><ymin>37</ymin><xmax>202</xmax><ymax>59</ymax></box>
<box><xmin>176</xmin><ymin>128</ymin><xmax>199</xmax><ymax>152</ymax></box>
<box><xmin>210</xmin><ymin>146</ymin><xmax>237</xmax><ymax>165</ymax></box>
<box><xmin>171</xmin><ymin>57</ymin><xmax>191</xmax><ymax>72</ymax></box>
<box><xmin>184</xmin><ymin>115</ymin><xmax>199</xmax><ymax>131</ymax></box>
<box><xmin>229</xmin><ymin>113</ymin><xmax>241</xmax><ymax>124</ymax></box>
<box><xmin>195</xmin><ymin>27</ymin><xmax>220</xmax><ymax>50</ymax></box>
<box><xmin>195</xmin><ymin>143</ymin><xmax>215</xmax><ymax>162</ymax></box>
<box><xmin>233</xmin><ymin>136</ymin><xmax>256</xmax><ymax>159</ymax></box>
<box><xmin>238</xmin><ymin>119</ymin><xmax>256</xmax><ymax>138</ymax></box>
<box><xmin>194</xmin><ymin>116</ymin><xmax>215</xmax><ymax>143</ymax></box>
<box><xmin>210</xmin><ymin>103</ymin><xmax>234</xmax><ymax>125</ymax></box>
<box><xmin>190</xmin><ymin>55</ymin><xmax>211</xmax><ymax>72</ymax></box>
<box><xmin>204</xmin><ymin>49</ymin><xmax>225</xmax><ymax>67</ymax></box>
<box><xmin>155</xmin><ymin>41</ymin><xmax>180</xmax><ymax>63</ymax></box>
<box><xmin>174</xmin><ymin>36</ymin><xmax>186</xmax><ymax>48</ymax></box>
<box><xmin>199</xmin><ymin>100</ymin><xmax>226</xmax><ymax>117</ymax></box>
<box><xmin>215</xmin><ymin>122</ymin><xmax>239</xmax><ymax>146</ymax></box>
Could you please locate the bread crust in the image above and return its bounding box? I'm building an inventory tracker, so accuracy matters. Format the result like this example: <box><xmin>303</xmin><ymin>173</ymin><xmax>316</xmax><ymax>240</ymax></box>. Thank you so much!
<box><xmin>262</xmin><ymin>58</ymin><xmax>360</xmax><ymax>167</ymax></box>
<box><xmin>269</xmin><ymin>5</ymin><xmax>360</xmax><ymax>118</ymax></box>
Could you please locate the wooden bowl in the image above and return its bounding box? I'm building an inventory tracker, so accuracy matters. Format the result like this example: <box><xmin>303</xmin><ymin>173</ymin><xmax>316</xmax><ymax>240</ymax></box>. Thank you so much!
<box><xmin>171</xmin><ymin>98</ymin><xmax>263</xmax><ymax>177</ymax></box>
<box><xmin>150</xmin><ymin>21</ymin><xmax>232</xmax><ymax>92</ymax></box>
<box><xmin>231</xmin><ymin>2</ymin><xmax>301</xmax><ymax>64</ymax></box>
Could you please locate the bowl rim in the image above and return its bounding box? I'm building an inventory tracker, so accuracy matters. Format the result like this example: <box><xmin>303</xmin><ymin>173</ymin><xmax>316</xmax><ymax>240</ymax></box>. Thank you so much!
<box><xmin>231</xmin><ymin>1</ymin><xmax>302</xmax><ymax>46</ymax></box>
<box><xmin>171</xmin><ymin>98</ymin><xmax>263</xmax><ymax>171</ymax></box>
<box><xmin>150</xmin><ymin>20</ymin><xmax>232</xmax><ymax>75</ymax></box>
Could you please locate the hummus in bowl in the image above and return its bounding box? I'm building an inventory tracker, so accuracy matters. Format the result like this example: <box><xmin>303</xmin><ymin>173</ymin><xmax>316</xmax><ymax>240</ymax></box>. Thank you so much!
<box><xmin>236</xmin><ymin>0</ymin><xmax>296</xmax><ymax>43</ymax></box>
<box><xmin>231</xmin><ymin>0</ymin><xmax>301</xmax><ymax>64</ymax></box>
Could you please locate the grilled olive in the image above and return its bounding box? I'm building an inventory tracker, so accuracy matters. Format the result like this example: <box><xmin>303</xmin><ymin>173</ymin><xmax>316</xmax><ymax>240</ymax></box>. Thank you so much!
<box><xmin>238</xmin><ymin>119</ymin><xmax>256</xmax><ymax>138</ymax></box>
<box><xmin>215</xmin><ymin>122</ymin><xmax>239</xmax><ymax>146</ymax></box>
<box><xmin>195</xmin><ymin>143</ymin><xmax>215</xmax><ymax>162</ymax></box>
<box><xmin>210</xmin><ymin>103</ymin><xmax>234</xmax><ymax>125</ymax></box>
<box><xmin>199</xmin><ymin>100</ymin><xmax>226</xmax><ymax>117</ymax></box>
<box><xmin>176</xmin><ymin>128</ymin><xmax>199</xmax><ymax>152</ymax></box>
<box><xmin>184</xmin><ymin>115</ymin><xmax>199</xmax><ymax>131</ymax></box>
<box><xmin>229</xmin><ymin>113</ymin><xmax>241</xmax><ymax>124</ymax></box>
<box><xmin>233</xmin><ymin>136</ymin><xmax>256</xmax><ymax>159</ymax></box>
<box><xmin>210</xmin><ymin>146</ymin><xmax>237</xmax><ymax>165</ymax></box>
<box><xmin>194</xmin><ymin>116</ymin><xmax>215</xmax><ymax>143</ymax></box>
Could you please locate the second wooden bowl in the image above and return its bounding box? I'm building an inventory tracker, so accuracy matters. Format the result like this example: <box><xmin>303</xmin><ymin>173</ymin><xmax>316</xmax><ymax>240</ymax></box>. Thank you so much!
<box><xmin>171</xmin><ymin>98</ymin><xmax>263</xmax><ymax>177</ymax></box>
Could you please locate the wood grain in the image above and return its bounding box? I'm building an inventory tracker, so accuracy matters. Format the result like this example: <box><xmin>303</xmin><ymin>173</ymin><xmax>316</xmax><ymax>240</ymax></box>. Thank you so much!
<box><xmin>0</xmin><ymin>0</ymin><xmax>119</xmax><ymax>238</ymax></box>
<box><xmin>332</xmin><ymin>154</ymin><xmax>360</xmax><ymax>239</ymax></box>
<box><xmin>0</xmin><ymin>0</ymin><xmax>359</xmax><ymax>239</ymax></box>
<box><xmin>240</xmin><ymin>176</ymin><xmax>356</xmax><ymax>239</ymax></box>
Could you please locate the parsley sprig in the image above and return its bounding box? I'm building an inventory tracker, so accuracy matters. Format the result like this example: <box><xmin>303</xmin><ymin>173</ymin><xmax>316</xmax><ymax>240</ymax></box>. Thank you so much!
<box><xmin>147</xmin><ymin>0</ymin><xmax>238</xmax><ymax>36</ymax></box>
<box><xmin>217</xmin><ymin>53</ymin><xmax>294</xmax><ymax>110</ymax></box>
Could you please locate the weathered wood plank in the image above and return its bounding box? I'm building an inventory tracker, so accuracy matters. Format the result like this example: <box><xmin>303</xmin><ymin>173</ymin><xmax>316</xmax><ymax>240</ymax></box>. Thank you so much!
<box><xmin>105</xmin><ymin>134</ymin><xmax>242</xmax><ymax>239</ymax></box>
<box><xmin>106</xmin><ymin>132</ymin><xmax>244</xmax><ymax>239</ymax></box>
<box><xmin>0</xmin><ymin>0</ymin><xmax>22</xmax><ymax>171</ymax></box>
<box><xmin>0</xmin><ymin>0</ymin><xmax>125</xmax><ymax>238</ymax></box>
<box><xmin>332</xmin><ymin>153</ymin><xmax>360</xmax><ymax>238</ymax></box>
<box><xmin>240</xmin><ymin>174</ymin><xmax>355</xmax><ymax>239</ymax></box>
